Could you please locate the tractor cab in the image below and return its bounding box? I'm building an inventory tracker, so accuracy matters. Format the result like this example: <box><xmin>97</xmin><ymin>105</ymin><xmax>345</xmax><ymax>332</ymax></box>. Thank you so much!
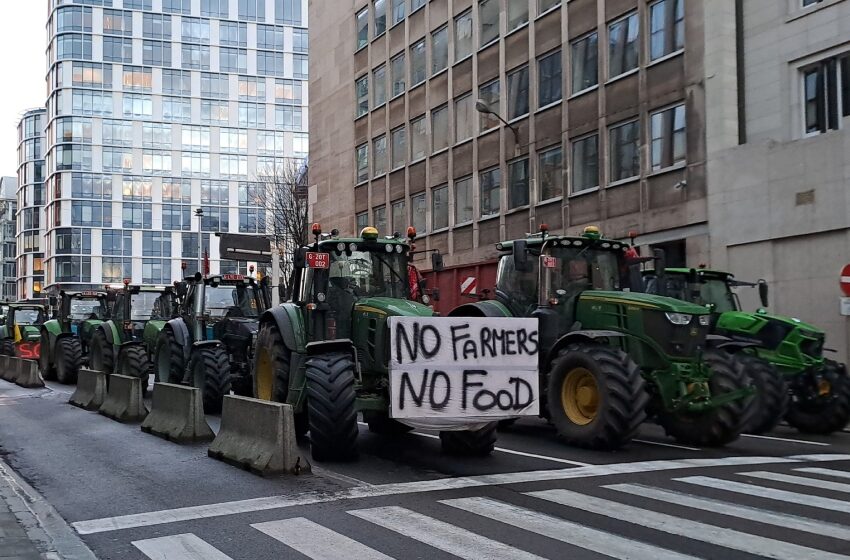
<box><xmin>178</xmin><ymin>273</ymin><xmax>268</xmax><ymax>342</ymax></box>
<box><xmin>111</xmin><ymin>283</ymin><xmax>178</xmax><ymax>343</ymax></box>
<box><xmin>0</xmin><ymin>302</ymin><xmax>48</xmax><ymax>358</ymax></box>
<box><xmin>60</xmin><ymin>291</ymin><xmax>108</xmax><ymax>341</ymax></box>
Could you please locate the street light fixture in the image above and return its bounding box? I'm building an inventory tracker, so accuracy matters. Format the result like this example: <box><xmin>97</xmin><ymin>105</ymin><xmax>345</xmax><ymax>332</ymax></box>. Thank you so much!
<box><xmin>475</xmin><ymin>99</ymin><xmax>520</xmax><ymax>146</ymax></box>
<box><xmin>194</xmin><ymin>208</ymin><xmax>204</xmax><ymax>275</ymax></box>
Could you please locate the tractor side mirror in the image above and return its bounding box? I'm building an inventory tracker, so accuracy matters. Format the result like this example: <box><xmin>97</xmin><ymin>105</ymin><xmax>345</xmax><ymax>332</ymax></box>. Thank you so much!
<box><xmin>513</xmin><ymin>240</ymin><xmax>532</xmax><ymax>272</ymax></box>
<box><xmin>431</xmin><ymin>251</ymin><xmax>444</xmax><ymax>272</ymax></box>
<box><xmin>652</xmin><ymin>248</ymin><xmax>667</xmax><ymax>296</ymax></box>
<box><xmin>294</xmin><ymin>247</ymin><xmax>307</xmax><ymax>268</ymax></box>
<box><xmin>758</xmin><ymin>279</ymin><xmax>769</xmax><ymax>308</ymax></box>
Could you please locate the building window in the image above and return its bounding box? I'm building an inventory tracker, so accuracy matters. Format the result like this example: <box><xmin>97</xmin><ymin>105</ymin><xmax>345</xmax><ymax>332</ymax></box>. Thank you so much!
<box><xmin>123</xmin><ymin>94</ymin><xmax>153</xmax><ymax>118</ymax></box>
<box><xmin>391</xmin><ymin>126</ymin><xmax>406</xmax><ymax>169</ymax></box>
<box><xmin>275</xmin><ymin>106</ymin><xmax>302</xmax><ymax>130</ymax></box>
<box><xmin>508</xmin><ymin>158</ymin><xmax>529</xmax><ymax>208</ymax></box>
<box><xmin>356</xmin><ymin>212</ymin><xmax>369</xmax><ymax>231</ymax></box>
<box><xmin>373</xmin><ymin>65</ymin><xmax>387</xmax><ymax>107</ymax></box>
<box><xmin>257</xmin><ymin>50</ymin><xmax>285</xmax><ymax>76</ymax></box>
<box><xmin>480</xmin><ymin>168</ymin><xmax>501</xmax><ymax>217</ymax></box>
<box><xmin>220</xmin><ymin>47</ymin><xmax>247</xmax><ymax>73</ymax></box>
<box><xmin>374</xmin><ymin>0</ymin><xmax>387</xmax><ymax>36</ymax></box>
<box><xmin>391</xmin><ymin>53</ymin><xmax>406</xmax><ymax>98</ymax></box>
<box><xmin>374</xmin><ymin>205</ymin><xmax>387</xmax><ymax>233</ymax></box>
<box><xmin>455</xmin><ymin>94</ymin><xmax>474</xmax><ymax>143</ymax></box>
<box><xmin>220</xmin><ymin>21</ymin><xmax>248</xmax><ymax>46</ymax></box>
<box><xmin>143</xmin><ymin>13</ymin><xmax>172</xmax><ymax>40</ymax></box>
<box><xmin>455</xmin><ymin>10</ymin><xmax>473</xmax><ymax>61</ymax></box>
<box><xmin>539</xmin><ymin>0</ymin><xmax>560</xmax><ymax>13</ymax></box>
<box><xmin>142</xmin><ymin>260</ymin><xmax>171</xmax><ymax>284</ymax></box>
<box><xmin>650</xmin><ymin>0</ymin><xmax>684</xmax><ymax>61</ymax></box>
<box><xmin>411</xmin><ymin>193</ymin><xmax>426</xmax><ymax>234</ymax></box>
<box><xmin>507</xmin><ymin>0</ymin><xmax>528</xmax><ymax>32</ymax></box>
<box><xmin>538</xmin><ymin>50</ymin><xmax>562</xmax><ymax>107</ymax></box>
<box><xmin>373</xmin><ymin>135</ymin><xmax>387</xmax><ymax>176</ymax></box>
<box><xmin>57</xmin><ymin>6</ymin><xmax>92</xmax><ymax>33</ymax></box>
<box><xmin>356</xmin><ymin>144</ymin><xmax>369</xmax><ymax>183</ymax></box>
<box><xmin>163</xmin><ymin>0</ymin><xmax>191</xmax><ymax>15</ymax></box>
<box><xmin>162</xmin><ymin>97</ymin><xmax>192</xmax><ymax>122</ymax></box>
<box><xmin>802</xmin><ymin>55</ymin><xmax>850</xmax><ymax>134</ymax></box>
<box><xmin>201</xmin><ymin>72</ymin><xmax>229</xmax><ymax>98</ymax></box>
<box><xmin>143</xmin><ymin>40</ymin><xmax>172</xmax><ymax>66</ymax></box>
<box><xmin>219</xmin><ymin>128</ymin><xmax>247</xmax><ymax>153</ymax></box>
<box><xmin>238</xmin><ymin>0</ymin><xmax>265</xmax><ymax>21</ymax></box>
<box><xmin>432</xmin><ymin>105</ymin><xmax>449</xmax><ymax>152</ymax></box>
<box><xmin>410</xmin><ymin>39</ymin><xmax>426</xmax><ymax>86</ymax></box>
<box><xmin>609</xmin><ymin>120</ymin><xmax>640</xmax><ymax>182</ymax></box>
<box><xmin>102</xmin><ymin>258</ymin><xmax>131</xmax><ymax>282</ymax></box>
<box><xmin>56</xmin><ymin>34</ymin><xmax>92</xmax><ymax>60</ymax></box>
<box><xmin>479</xmin><ymin>80</ymin><xmax>500</xmax><ymax>131</ymax></box>
<box><xmin>182</xmin><ymin>17</ymin><xmax>211</xmax><ymax>44</ymax></box>
<box><xmin>143</xmin><ymin>232</ymin><xmax>172</xmax><ymax>257</ymax></box>
<box><xmin>572</xmin><ymin>32</ymin><xmax>598</xmax><ymax>93</ymax></box>
<box><xmin>201</xmin><ymin>0</ymin><xmax>229</xmax><ymax>17</ymax></box>
<box><xmin>275</xmin><ymin>79</ymin><xmax>303</xmax><ymax>104</ymax></box>
<box><xmin>55</xmin><ymin>257</ymin><xmax>91</xmax><ymax>283</ymax></box>
<box><xmin>276</xmin><ymin>0</ymin><xmax>302</xmax><ymax>25</ymax></box>
<box><xmin>238</xmin><ymin>76</ymin><xmax>265</xmax><ymax>101</ymax></box>
<box><xmin>103</xmin><ymin>148</ymin><xmax>133</xmax><ymax>172</ymax></box>
<box><xmin>412</xmin><ymin>0</ymin><xmax>425</xmax><ymax>11</ymax></box>
<box><xmin>432</xmin><ymin>26</ymin><xmax>448</xmax><ymax>75</ymax></box>
<box><xmin>609</xmin><ymin>12</ymin><xmax>639</xmax><ymax>78</ymax></box>
<box><xmin>409</xmin><ymin>116</ymin><xmax>427</xmax><ymax>161</ymax></box>
<box><xmin>103</xmin><ymin>37</ymin><xmax>132</xmax><ymax>63</ymax></box>
<box><xmin>163</xmin><ymin>69</ymin><xmax>190</xmax><ymax>95</ymax></box>
<box><xmin>122</xmin><ymin>203</ymin><xmax>152</xmax><ymax>229</ymax></box>
<box><xmin>454</xmin><ymin>176</ymin><xmax>473</xmax><ymax>224</ymax></box>
<box><xmin>432</xmin><ymin>185</ymin><xmax>449</xmax><ymax>230</ymax></box>
<box><xmin>356</xmin><ymin>8</ymin><xmax>369</xmax><ymax>49</ymax></box>
<box><xmin>103</xmin><ymin>10</ymin><xmax>132</xmax><ymax>36</ymax></box>
<box><xmin>239</xmin><ymin>102</ymin><xmax>267</xmax><ymax>127</ymax></box>
<box><xmin>103</xmin><ymin>230</ymin><xmax>133</xmax><ymax>256</ymax></box>
<box><xmin>479</xmin><ymin>0</ymin><xmax>499</xmax><ymax>47</ymax></box>
<box><xmin>802</xmin><ymin>0</ymin><xmax>823</xmax><ymax>7</ymax></box>
<box><xmin>71</xmin><ymin>90</ymin><xmax>113</xmax><ymax>116</ymax></box>
<box><xmin>391</xmin><ymin>200</ymin><xmax>406</xmax><ymax>232</ymax></box>
<box><xmin>650</xmin><ymin>104</ymin><xmax>686</xmax><ymax>171</ymax></box>
<box><xmin>538</xmin><ymin>146</ymin><xmax>563</xmax><ymax>201</ymax></box>
<box><xmin>356</xmin><ymin>76</ymin><xmax>369</xmax><ymax>117</ymax></box>
<box><xmin>123</xmin><ymin>66</ymin><xmax>152</xmax><ymax>91</ymax></box>
<box><xmin>507</xmin><ymin>66</ymin><xmax>529</xmax><ymax>120</ymax></box>
<box><xmin>572</xmin><ymin>134</ymin><xmax>598</xmax><ymax>193</ymax></box>
<box><xmin>392</xmin><ymin>0</ymin><xmax>405</xmax><ymax>26</ymax></box>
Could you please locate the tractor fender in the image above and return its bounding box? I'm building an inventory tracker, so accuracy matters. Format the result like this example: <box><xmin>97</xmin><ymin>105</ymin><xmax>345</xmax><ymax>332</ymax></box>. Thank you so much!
<box><xmin>98</xmin><ymin>323</ymin><xmax>116</xmax><ymax>346</ymax></box>
<box><xmin>259</xmin><ymin>304</ymin><xmax>307</xmax><ymax>354</ymax></box>
<box><xmin>705</xmin><ymin>334</ymin><xmax>761</xmax><ymax>353</ymax></box>
<box><xmin>447</xmin><ymin>300</ymin><xmax>513</xmax><ymax>318</ymax></box>
<box><xmin>192</xmin><ymin>340</ymin><xmax>223</xmax><ymax>350</ymax></box>
<box><xmin>545</xmin><ymin>330</ymin><xmax>626</xmax><ymax>367</ymax></box>
<box><xmin>164</xmin><ymin>318</ymin><xmax>192</xmax><ymax>363</ymax></box>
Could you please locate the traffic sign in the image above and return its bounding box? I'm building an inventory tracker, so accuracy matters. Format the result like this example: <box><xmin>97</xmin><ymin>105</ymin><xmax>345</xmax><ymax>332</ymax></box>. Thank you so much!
<box><xmin>841</xmin><ymin>264</ymin><xmax>850</xmax><ymax>296</ymax></box>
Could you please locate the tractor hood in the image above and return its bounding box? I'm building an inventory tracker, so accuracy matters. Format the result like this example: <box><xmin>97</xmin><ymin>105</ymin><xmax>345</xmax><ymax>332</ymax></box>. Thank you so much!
<box><xmin>353</xmin><ymin>297</ymin><xmax>434</xmax><ymax>318</ymax></box>
<box><xmin>750</xmin><ymin>310</ymin><xmax>822</xmax><ymax>334</ymax></box>
<box><xmin>580</xmin><ymin>291</ymin><xmax>711</xmax><ymax>315</ymax></box>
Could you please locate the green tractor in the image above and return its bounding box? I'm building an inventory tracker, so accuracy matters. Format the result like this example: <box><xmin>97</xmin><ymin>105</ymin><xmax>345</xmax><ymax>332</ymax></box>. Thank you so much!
<box><xmin>252</xmin><ymin>225</ymin><xmax>499</xmax><ymax>462</ymax></box>
<box><xmin>153</xmin><ymin>273</ymin><xmax>269</xmax><ymax>414</ymax></box>
<box><xmin>653</xmin><ymin>268</ymin><xmax>850</xmax><ymax>435</ymax></box>
<box><xmin>39</xmin><ymin>291</ymin><xmax>109</xmax><ymax>384</ymax></box>
<box><xmin>89</xmin><ymin>283</ymin><xmax>178</xmax><ymax>389</ymax></box>
<box><xmin>0</xmin><ymin>302</ymin><xmax>48</xmax><ymax>360</ymax></box>
<box><xmin>449</xmin><ymin>226</ymin><xmax>753</xmax><ymax>449</ymax></box>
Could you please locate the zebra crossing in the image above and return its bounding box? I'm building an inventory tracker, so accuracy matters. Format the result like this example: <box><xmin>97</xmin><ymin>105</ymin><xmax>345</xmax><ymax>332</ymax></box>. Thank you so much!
<box><xmin>130</xmin><ymin>465</ymin><xmax>850</xmax><ymax>560</ymax></box>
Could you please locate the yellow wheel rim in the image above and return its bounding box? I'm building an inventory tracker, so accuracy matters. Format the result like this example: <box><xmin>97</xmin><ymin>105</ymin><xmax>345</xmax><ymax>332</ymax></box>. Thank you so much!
<box><xmin>255</xmin><ymin>347</ymin><xmax>274</xmax><ymax>401</ymax></box>
<box><xmin>561</xmin><ymin>367</ymin><xmax>599</xmax><ymax>426</ymax></box>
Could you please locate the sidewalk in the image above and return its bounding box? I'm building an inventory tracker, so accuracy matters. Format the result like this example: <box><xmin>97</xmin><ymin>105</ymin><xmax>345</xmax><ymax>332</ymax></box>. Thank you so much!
<box><xmin>0</xmin><ymin>494</ymin><xmax>43</xmax><ymax>560</ymax></box>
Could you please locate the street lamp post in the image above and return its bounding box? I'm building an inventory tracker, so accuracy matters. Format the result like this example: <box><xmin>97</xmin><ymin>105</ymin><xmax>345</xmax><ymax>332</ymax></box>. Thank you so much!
<box><xmin>475</xmin><ymin>99</ymin><xmax>520</xmax><ymax>152</ymax></box>
<box><xmin>194</xmin><ymin>208</ymin><xmax>204</xmax><ymax>275</ymax></box>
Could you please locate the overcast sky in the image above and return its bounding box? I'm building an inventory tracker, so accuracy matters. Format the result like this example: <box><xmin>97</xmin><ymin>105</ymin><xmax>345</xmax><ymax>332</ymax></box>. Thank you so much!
<box><xmin>0</xmin><ymin>3</ymin><xmax>47</xmax><ymax>176</ymax></box>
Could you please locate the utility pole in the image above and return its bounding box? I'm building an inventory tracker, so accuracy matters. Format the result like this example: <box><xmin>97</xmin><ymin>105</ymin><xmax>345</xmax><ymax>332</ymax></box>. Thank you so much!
<box><xmin>194</xmin><ymin>208</ymin><xmax>204</xmax><ymax>275</ymax></box>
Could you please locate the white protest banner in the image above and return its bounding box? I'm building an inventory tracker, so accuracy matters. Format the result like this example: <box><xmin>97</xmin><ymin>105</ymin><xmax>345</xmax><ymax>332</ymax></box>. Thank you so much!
<box><xmin>388</xmin><ymin>316</ymin><xmax>539</xmax><ymax>420</ymax></box>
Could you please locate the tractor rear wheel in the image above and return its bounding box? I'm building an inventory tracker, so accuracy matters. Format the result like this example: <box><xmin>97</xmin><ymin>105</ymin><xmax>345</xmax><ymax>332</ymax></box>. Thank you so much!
<box><xmin>154</xmin><ymin>328</ymin><xmax>184</xmax><ymax>384</ymax></box>
<box><xmin>55</xmin><ymin>337</ymin><xmax>82</xmax><ymax>384</ymax></box>
<box><xmin>187</xmin><ymin>346</ymin><xmax>231</xmax><ymax>415</ymax></box>
<box><xmin>89</xmin><ymin>329</ymin><xmax>114</xmax><ymax>374</ymax></box>
<box><xmin>252</xmin><ymin>323</ymin><xmax>307</xmax><ymax>436</ymax></box>
<box><xmin>739</xmin><ymin>355</ymin><xmax>788</xmax><ymax>434</ymax></box>
<box><xmin>117</xmin><ymin>345</ymin><xmax>151</xmax><ymax>395</ymax></box>
<box><xmin>39</xmin><ymin>331</ymin><xmax>55</xmax><ymax>381</ymax></box>
<box><xmin>439</xmin><ymin>424</ymin><xmax>498</xmax><ymax>456</ymax></box>
<box><xmin>546</xmin><ymin>343</ymin><xmax>647</xmax><ymax>450</ymax></box>
<box><xmin>1</xmin><ymin>338</ymin><xmax>14</xmax><ymax>356</ymax></box>
<box><xmin>305</xmin><ymin>352</ymin><xmax>358</xmax><ymax>461</ymax></box>
<box><xmin>658</xmin><ymin>350</ymin><xmax>749</xmax><ymax>447</ymax></box>
<box><xmin>786</xmin><ymin>360</ymin><xmax>850</xmax><ymax>434</ymax></box>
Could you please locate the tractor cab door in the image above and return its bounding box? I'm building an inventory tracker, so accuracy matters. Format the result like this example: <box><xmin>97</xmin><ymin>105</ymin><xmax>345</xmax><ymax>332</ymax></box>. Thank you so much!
<box><xmin>494</xmin><ymin>253</ymin><xmax>540</xmax><ymax>317</ymax></box>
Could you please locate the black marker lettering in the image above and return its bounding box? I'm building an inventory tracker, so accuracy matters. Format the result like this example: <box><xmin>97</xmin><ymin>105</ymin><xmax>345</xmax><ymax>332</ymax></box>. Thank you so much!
<box><xmin>510</xmin><ymin>376</ymin><xmax>534</xmax><ymax>409</ymax></box>
<box><xmin>473</xmin><ymin>389</ymin><xmax>496</xmax><ymax>411</ymax></box>
<box><xmin>450</xmin><ymin>323</ymin><xmax>470</xmax><ymax>361</ymax></box>
<box><xmin>419</xmin><ymin>324</ymin><xmax>441</xmax><ymax>358</ymax></box>
<box><xmin>395</xmin><ymin>322</ymin><xmax>417</xmax><ymax>364</ymax></box>
<box><xmin>429</xmin><ymin>370</ymin><xmax>451</xmax><ymax>410</ymax></box>
<box><xmin>462</xmin><ymin>370</ymin><xmax>487</xmax><ymax>409</ymax></box>
<box><xmin>504</xmin><ymin>330</ymin><xmax>516</xmax><ymax>355</ymax></box>
<box><xmin>461</xmin><ymin>340</ymin><xmax>479</xmax><ymax>360</ymax></box>
<box><xmin>399</xmin><ymin>371</ymin><xmax>427</xmax><ymax>409</ymax></box>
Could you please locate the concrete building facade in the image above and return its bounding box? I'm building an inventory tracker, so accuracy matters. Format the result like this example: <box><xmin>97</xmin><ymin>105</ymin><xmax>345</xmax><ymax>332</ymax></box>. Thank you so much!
<box><xmin>43</xmin><ymin>0</ymin><xmax>309</xmax><ymax>293</ymax></box>
<box><xmin>706</xmin><ymin>0</ymin><xmax>850</xmax><ymax>363</ymax></box>
<box><xmin>0</xmin><ymin>177</ymin><xmax>18</xmax><ymax>301</ymax></box>
<box><xmin>16</xmin><ymin>109</ymin><xmax>46</xmax><ymax>301</ymax></box>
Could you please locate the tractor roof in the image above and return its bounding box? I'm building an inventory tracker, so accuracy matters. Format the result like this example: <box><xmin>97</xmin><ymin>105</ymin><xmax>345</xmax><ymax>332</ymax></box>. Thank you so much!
<box><xmin>496</xmin><ymin>235</ymin><xmax>629</xmax><ymax>253</ymax></box>
<box><xmin>665</xmin><ymin>268</ymin><xmax>733</xmax><ymax>279</ymax></box>
<box><xmin>316</xmin><ymin>236</ymin><xmax>409</xmax><ymax>248</ymax></box>
<box><xmin>8</xmin><ymin>302</ymin><xmax>46</xmax><ymax>310</ymax></box>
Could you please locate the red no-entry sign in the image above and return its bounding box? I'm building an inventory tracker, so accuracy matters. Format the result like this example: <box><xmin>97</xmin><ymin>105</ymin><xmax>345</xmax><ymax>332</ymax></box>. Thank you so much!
<box><xmin>841</xmin><ymin>264</ymin><xmax>850</xmax><ymax>296</ymax></box>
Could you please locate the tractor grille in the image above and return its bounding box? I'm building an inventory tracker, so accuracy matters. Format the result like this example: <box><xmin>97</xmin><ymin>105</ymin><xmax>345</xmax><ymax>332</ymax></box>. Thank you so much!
<box><xmin>643</xmin><ymin>312</ymin><xmax>708</xmax><ymax>358</ymax></box>
<box><xmin>800</xmin><ymin>331</ymin><xmax>825</xmax><ymax>359</ymax></box>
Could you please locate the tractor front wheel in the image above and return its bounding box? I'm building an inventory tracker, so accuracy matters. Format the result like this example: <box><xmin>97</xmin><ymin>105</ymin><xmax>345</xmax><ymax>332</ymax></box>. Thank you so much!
<box><xmin>305</xmin><ymin>352</ymin><xmax>358</xmax><ymax>461</ymax></box>
<box><xmin>55</xmin><ymin>337</ymin><xmax>82</xmax><ymax>384</ymax></box>
<box><xmin>0</xmin><ymin>338</ymin><xmax>14</xmax><ymax>356</ymax></box>
<box><xmin>658</xmin><ymin>350</ymin><xmax>749</xmax><ymax>447</ymax></box>
<box><xmin>546</xmin><ymin>343</ymin><xmax>647</xmax><ymax>450</ymax></box>
<box><xmin>439</xmin><ymin>424</ymin><xmax>497</xmax><ymax>456</ymax></box>
<box><xmin>786</xmin><ymin>360</ymin><xmax>850</xmax><ymax>434</ymax></box>
<box><xmin>252</xmin><ymin>323</ymin><xmax>308</xmax><ymax>436</ymax></box>
<box><xmin>187</xmin><ymin>346</ymin><xmax>231</xmax><ymax>415</ymax></box>
<box><xmin>39</xmin><ymin>331</ymin><xmax>55</xmax><ymax>381</ymax></box>
<box><xmin>740</xmin><ymin>355</ymin><xmax>788</xmax><ymax>435</ymax></box>
<box><xmin>117</xmin><ymin>345</ymin><xmax>151</xmax><ymax>395</ymax></box>
<box><xmin>154</xmin><ymin>329</ymin><xmax>184</xmax><ymax>384</ymax></box>
<box><xmin>89</xmin><ymin>329</ymin><xmax>114</xmax><ymax>374</ymax></box>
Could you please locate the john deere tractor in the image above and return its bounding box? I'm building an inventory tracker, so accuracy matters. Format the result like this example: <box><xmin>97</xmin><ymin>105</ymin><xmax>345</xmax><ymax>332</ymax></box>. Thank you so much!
<box><xmin>0</xmin><ymin>302</ymin><xmax>48</xmax><ymax>359</ymax></box>
<box><xmin>89</xmin><ymin>283</ymin><xmax>178</xmax><ymax>389</ymax></box>
<box><xmin>449</xmin><ymin>227</ymin><xmax>752</xmax><ymax>449</ymax></box>
<box><xmin>252</xmin><ymin>225</ymin><xmax>500</xmax><ymax>462</ymax></box>
<box><xmin>153</xmin><ymin>273</ymin><xmax>269</xmax><ymax>414</ymax></box>
<box><xmin>39</xmin><ymin>291</ymin><xmax>109</xmax><ymax>384</ymax></box>
<box><xmin>655</xmin><ymin>268</ymin><xmax>850</xmax><ymax>435</ymax></box>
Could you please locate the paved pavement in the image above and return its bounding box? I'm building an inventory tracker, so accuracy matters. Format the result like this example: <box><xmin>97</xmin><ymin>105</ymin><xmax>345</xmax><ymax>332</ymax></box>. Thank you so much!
<box><xmin>2</xmin><ymin>377</ymin><xmax>850</xmax><ymax>559</ymax></box>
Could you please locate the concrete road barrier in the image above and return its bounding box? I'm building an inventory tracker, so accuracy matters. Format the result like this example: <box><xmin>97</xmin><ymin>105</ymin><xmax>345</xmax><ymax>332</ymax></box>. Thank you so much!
<box><xmin>208</xmin><ymin>395</ymin><xmax>310</xmax><ymax>476</ymax></box>
<box><xmin>15</xmin><ymin>359</ymin><xmax>44</xmax><ymax>388</ymax></box>
<box><xmin>69</xmin><ymin>369</ymin><xmax>107</xmax><ymax>411</ymax></box>
<box><xmin>99</xmin><ymin>374</ymin><xmax>148</xmax><ymax>423</ymax></box>
<box><xmin>141</xmin><ymin>383</ymin><xmax>214</xmax><ymax>443</ymax></box>
<box><xmin>0</xmin><ymin>355</ymin><xmax>17</xmax><ymax>382</ymax></box>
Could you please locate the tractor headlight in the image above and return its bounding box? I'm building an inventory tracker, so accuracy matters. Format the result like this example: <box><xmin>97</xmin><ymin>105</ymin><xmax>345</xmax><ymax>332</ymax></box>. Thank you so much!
<box><xmin>665</xmin><ymin>312</ymin><xmax>692</xmax><ymax>325</ymax></box>
<box><xmin>421</xmin><ymin>294</ymin><xmax>431</xmax><ymax>305</ymax></box>
<box><xmin>316</xmin><ymin>292</ymin><xmax>326</xmax><ymax>302</ymax></box>
<box><xmin>385</xmin><ymin>244</ymin><xmax>394</xmax><ymax>253</ymax></box>
<box><xmin>698</xmin><ymin>315</ymin><xmax>711</xmax><ymax>326</ymax></box>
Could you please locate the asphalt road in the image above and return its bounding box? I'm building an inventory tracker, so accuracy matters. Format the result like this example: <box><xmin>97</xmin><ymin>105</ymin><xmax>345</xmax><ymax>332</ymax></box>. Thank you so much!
<box><xmin>2</xmin><ymin>378</ymin><xmax>850</xmax><ymax>559</ymax></box>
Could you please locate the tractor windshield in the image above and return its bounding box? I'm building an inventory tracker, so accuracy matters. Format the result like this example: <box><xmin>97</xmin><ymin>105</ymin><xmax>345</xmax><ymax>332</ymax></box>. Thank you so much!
<box><xmin>550</xmin><ymin>247</ymin><xmax>624</xmax><ymax>292</ymax></box>
<box><xmin>204</xmin><ymin>284</ymin><xmax>260</xmax><ymax>318</ymax></box>
<box><xmin>328</xmin><ymin>249</ymin><xmax>409</xmax><ymax>299</ymax></box>
<box><xmin>698</xmin><ymin>278</ymin><xmax>738</xmax><ymax>313</ymax></box>
<box><xmin>69</xmin><ymin>299</ymin><xmax>105</xmax><ymax>321</ymax></box>
<box><xmin>130</xmin><ymin>292</ymin><xmax>171</xmax><ymax>320</ymax></box>
<box><xmin>14</xmin><ymin>309</ymin><xmax>43</xmax><ymax>325</ymax></box>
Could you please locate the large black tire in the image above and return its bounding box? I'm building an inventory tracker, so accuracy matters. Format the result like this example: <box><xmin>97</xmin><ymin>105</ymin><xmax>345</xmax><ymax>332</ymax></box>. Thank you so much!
<box><xmin>55</xmin><ymin>337</ymin><xmax>82</xmax><ymax>385</ymax></box>
<box><xmin>439</xmin><ymin>423</ymin><xmax>498</xmax><ymax>456</ymax></box>
<box><xmin>739</xmin><ymin>354</ymin><xmax>788</xmax><ymax>434</ymax></box>
<box><xmin>786</xmin><ymin>360</ymin><xmax>850</xmax><ymax>434</ymax></box>
<box><xmin>304</xmin><ymin>352</ymin><xmax>359</xmax><ymax>461</ymax></box>
<box><xmin>658</xmin><ymin>350</ymin><xmax>750</xmax><ymax>447</ymax></box>
<box><xmin>154</xmin><ymin>328</ymin><xmax>184</xmax><ymax>384</ymax></box>
<box><xmin>89</xmin><ymin>329</ymin><xmax>114</xmax><ymax>374</ymax></box>
<box><xmin>187</xmin><ymin>346</ymin><xmax>231</xmax><ymax>415</ymax></box>
<box><xmin>252</xmin><ymin>323</ymin><xmax>308</xmax><ymax>436</ymax></box>
<box><xmin>545</xmin><ymin>343</ymin><xmax>647</xmax><ymax>450</ymax></box>
<box><xmin>1</xmin><ymin>339</ymin><xmax>14</xmax><ymax>356</ymax></box>
<box><xmin>116</xmin><ymin>345</ymin><xmax>151</xmax><ymax>395</ymax></box>
<box><xmin>39</xmin><ymin>331</ymin><xmax>55</xmax><ymax>381</ymax></box>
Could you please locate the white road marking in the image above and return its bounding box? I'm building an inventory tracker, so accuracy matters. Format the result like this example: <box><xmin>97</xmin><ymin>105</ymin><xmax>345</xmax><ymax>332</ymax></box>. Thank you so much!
<box><xmin>442</xmin><ymin>496</ymin><xmax>698</xmax><ymax>560</ymax></box>
<box><xmin>252</xmin><ymin>517</ymin><xmax>393</xmax><ymax>560</ymax></box>
<box><xmin>528</xmin><ymin>488</ymin><xmax>850</xmax><ymax>560</ymax></box>
<box><xmin>742</xmin><ymin>434</ymin><xmax>830</xmax><ymax>446</ymax></box>
<box><xmin>742</xmin><ymin>470</ymin><xmax>850</xmax><ymax>493</ymax></box>
<box><xmin>608</xmin><ymin>483</ymin><xmax>850</xmax><ymax>540</ymax></box>
<box><xmin>132</xmin><ymin>533</ymin><xmax>233</xmax><ymax>560</ymax></box>
<box><xmin>70</xmin><ymin>454</ymin><xmax>837</xmax><ymax>535</ymax></box>
<box><xmin>678</xmin><ymin>476</ymin><xmax>850</xmax><ymax>513</ymax></box>
<box><xmin>633</xmin><ymin>439</ymin><xmax>700</xmax><ymax>451</ymax></box>
<box><xmin>349</xmin><ymin>506</ymin><xmax>544</xmax><ymax>560</ymax></box>
<box><xmin>795</xmin><ymin>467</ymin><xmax>850</xmax><ymax>480</ymax></box>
